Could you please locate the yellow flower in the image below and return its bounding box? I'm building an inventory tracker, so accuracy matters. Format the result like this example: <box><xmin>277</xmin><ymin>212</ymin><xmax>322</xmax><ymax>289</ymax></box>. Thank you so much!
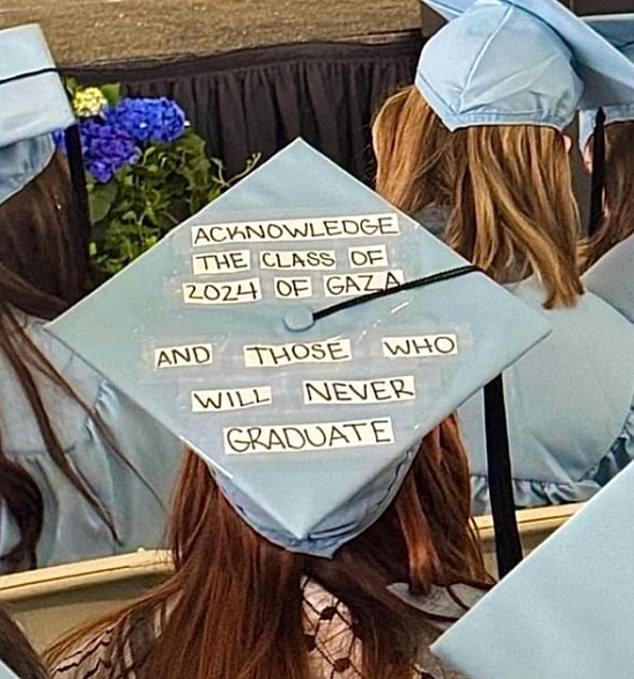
<box><xmin>73</xmin><ymin>88</ymin><xmax>108</xmax><ymax>117</ymax></box>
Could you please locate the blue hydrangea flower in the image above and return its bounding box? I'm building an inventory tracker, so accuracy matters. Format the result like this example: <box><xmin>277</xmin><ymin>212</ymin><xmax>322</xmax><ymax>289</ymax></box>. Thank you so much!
<box><xmin>107</xmin><ymin>97</ymin><xmax>187</xmax><ymax>144</ymax></box>
<box><xmin>80</xmin><ymin>120</ymin><xmax>140</xmax><ymax>183</ymax></box>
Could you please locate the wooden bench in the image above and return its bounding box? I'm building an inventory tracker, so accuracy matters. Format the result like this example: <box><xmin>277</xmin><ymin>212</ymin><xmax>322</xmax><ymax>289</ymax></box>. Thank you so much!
<box><xmin>0</xmin><ymin>503</ymin><xmax>582</xmax><ymax>651</ymax></box>
<box><xmin>476</xmin><ymin>503</ymin><xmax>582</xmax><ymax>573</ymax></box>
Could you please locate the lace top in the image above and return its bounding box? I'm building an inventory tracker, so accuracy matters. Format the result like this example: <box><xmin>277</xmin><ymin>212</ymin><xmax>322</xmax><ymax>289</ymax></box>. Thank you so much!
<box><xmin>51</xmin><ymin>578</ymin><xmax>467</xmax><ymax>679</ymax></box>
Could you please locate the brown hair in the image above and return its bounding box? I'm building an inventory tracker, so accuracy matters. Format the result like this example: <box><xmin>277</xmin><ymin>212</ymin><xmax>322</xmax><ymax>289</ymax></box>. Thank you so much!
<box><xmin>373</xmin><ymin>87</ymin><xmax>583</xmax><ymax>308</ymax></box>
<box><xmin>579</xmin><ymin>121</ymin><xmax>634</xmax><ymax>270</ymax></box>
<box><xmin>0</xmin><ymin>606</ymin><xmax>48</xmax><ymax>679</ymax></box>
<box><xmin>0</xmin><ymin>152</ymin><xmax>122</xmax><ymax>570</ymax></box>
<box><xmin>47</xmin><ymin>415</ymin><xmax>489</xmax><ymax>679</ymax></box>
<box><xmin>373</xmin><ymin>86</ymin><xmax>456</xmax><ymax>215</ymax></box>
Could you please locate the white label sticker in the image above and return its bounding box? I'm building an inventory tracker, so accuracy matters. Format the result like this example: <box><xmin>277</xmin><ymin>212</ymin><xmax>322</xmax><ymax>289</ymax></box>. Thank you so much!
<box><xmin>182</xmin><ymin>277</ymin><xmax>262</xmax><ymax>305</ymax></box>
<box><xmin>274</xmin><ymin>276</ymin><xmax>313</xmax><ymax>299</ymax></box>
<box><xmin>348</xmin><ymin>244</ymin><xmax>389</xmax><ymax>269</ymax></box>
<box><xmin>260</xmin><ymin>249</ymin><xmax>336</xmax><ymax>271</ymax></box>
<box><xmin>192</xmin><ymin>250</ymin><xmax>250</xmax><ymax>275</ymax></box>
<box><xmin>191</xmin><ymin>386</ymin><xmax>272</xmax><ymax>412</ymax></box>
<box><xmin>223</xmin><ymin>417</ymin><xmax>394</xmax><ymax>455</ymax></box>
<box><xmin>244</xmin><ymin>339</ymin><xmax>352</xmax><ymax>367</ymax></box>
<box><xmin>154</xmin><ymin>342</ymin><xmax>213</xmax><ymax>368</ymax></box>
<box><xmin>382</xmin><ymin>334</ymin><xmax>459</xmax><ymax>358</ymax></box>
<box><xmin>303</xmin><ymin>376</ymin><xmax>415</xmax><ymax>404</ymax></box>
<box><xmin>191</xmin><ymin>213</ymin><xmax>399</xmax><ymax>246</ymax></box>
<box><xmin>323</xmin><ymin>270</ymin><xmax>404</xmax><ymax>298</ymax></box>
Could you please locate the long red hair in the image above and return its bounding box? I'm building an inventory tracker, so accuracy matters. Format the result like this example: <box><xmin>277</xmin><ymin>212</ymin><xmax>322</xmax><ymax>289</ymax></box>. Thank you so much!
<box><xmin>47</xmin><ymin>415</ymin><xmax>489</xmax><ymax>678</ymax></box>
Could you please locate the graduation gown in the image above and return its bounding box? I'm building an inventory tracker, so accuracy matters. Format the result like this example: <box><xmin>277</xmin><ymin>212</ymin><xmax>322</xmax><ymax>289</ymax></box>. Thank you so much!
<box><xmin>584</xmin><ymin>232</ymin><xmax>634</xmax><ymax>324</ymax></box>
<box><xmin>460</xmin><ymin>278</ymin><xmax>634</xmax><ymax>514</ymax></box>
<box><xmin>0</xmin><ymin>314</ymin><xmax>183</xmax><ymax>571</ymax></box>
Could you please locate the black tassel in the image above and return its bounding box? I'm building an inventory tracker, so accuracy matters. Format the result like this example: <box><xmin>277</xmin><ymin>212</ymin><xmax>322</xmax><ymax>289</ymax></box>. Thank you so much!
<box><xmin>484</xmin><ymin>374</ymin><xmax>523</xmax><ymax>577</ymax></box>
<box><xmin>588</xmin><ymin>108</ymin><xmax>606</xmax><ymax>236</ymax></box>
<box><xmin>63</xmin><ymin>124</ymin><xmax>91</xmax><ymax>257</ymax></box>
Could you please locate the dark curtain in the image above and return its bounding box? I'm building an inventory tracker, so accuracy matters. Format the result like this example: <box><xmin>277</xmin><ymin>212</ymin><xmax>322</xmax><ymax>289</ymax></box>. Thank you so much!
<box><xmin>68</xmin><ymin>33</ymin><xmax>423</xmax><ymax>181</ymax></box>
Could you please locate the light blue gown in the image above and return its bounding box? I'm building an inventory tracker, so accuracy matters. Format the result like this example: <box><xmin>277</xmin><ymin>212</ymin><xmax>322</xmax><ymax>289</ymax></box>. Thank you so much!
<box><xmin>0</xmin><ymin>314</ymin><xmax>183</xmax><ymax>571</ymax></box>
<box><xmin>458</xmin><ymin>278</ymin><xmax>634</xmax><ymax>514</ymax></box>
<box><xmin>583</xmin><ymin>232</ymin><xmax>634</xmax><ymax>324</ymax></box>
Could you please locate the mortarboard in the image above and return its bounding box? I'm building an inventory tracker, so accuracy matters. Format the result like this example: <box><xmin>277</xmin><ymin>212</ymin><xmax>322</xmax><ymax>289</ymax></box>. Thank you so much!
<box><xmin>417</xmin><ymin>0</ymin><xmax>634</xmax><ymax>132</ymax></box>
<box><xmin>0</xmin><ymin>24</ymin><xmax>75</xmax><ymax>205</ymax></box>
<box><xmin>584</xmin><ymin>233</ymin><xmax>634</xmax><ymax>324</ymax></box>
<box><xmin>578</xmin><ymin>14</ymin><xmax>634</xmax><ymax>151</ymax></box>
<box><xmin>45</xmin><ymin>140</ymin><xmax>550</xmax><ymax>557</ymax></box>
<box><xmin>0</xmin><ymin>23</ymin><xmax>90</xmax><ymax>245</ymax></box>
<box><xmin>432</xmin><ymin>443</ymin><xmax>634</xmax><ymax>679</ymax></box>
<box><xmin>0</xmin><ymin>661</ymin><xmax>19</xmax><ymax>679</ymax></box>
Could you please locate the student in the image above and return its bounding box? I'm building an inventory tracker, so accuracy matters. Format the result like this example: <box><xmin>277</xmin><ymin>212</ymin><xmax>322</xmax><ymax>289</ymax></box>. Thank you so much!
<box><xmin>580</xmin><ymin>121</ymin><xmax>634</xmax><ymax>268</ymax></box>
<box><xmin>0</xmin><ymin>24</ymin><xmax>181</xmax><ymax>571</ymax></box>
<box><xmin>575</xmin><ymin>14</ymin><xmax>634</xmax><ymax>324</ymax></box>
<box><xmin>43</xmin><ymin>139</ymin><xmax>549</xmax><ymax>678</ymax></box>
<box><xmin>0</xmin><ymin>607</ymin><xmax>48</xmax><ymax>679</ymax></box>
<box><xmin>577</xmin><ymin>14</ymin><xmax>634</xmax><ymax>269</ymax></box>
<box><xmin>48</xmin><ymin>433</ymin><xmax>487</xmax><ymax>679</ymax></box>
<box><xmin>373</xmin><ymin>0</ymin><xmax>634</xmax><ymax>513</ymax></box>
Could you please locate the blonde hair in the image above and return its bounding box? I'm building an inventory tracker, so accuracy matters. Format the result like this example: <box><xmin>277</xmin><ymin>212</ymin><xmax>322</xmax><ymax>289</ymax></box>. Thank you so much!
<box><xmin>373</xmin><ymin>86</ymin><xmax>456</xmax><ymax>214</ymax></box>
<box><xmin>373</xmin><ymin>87</ymin><xmax>583</xmax><ymax>308</ymax></box>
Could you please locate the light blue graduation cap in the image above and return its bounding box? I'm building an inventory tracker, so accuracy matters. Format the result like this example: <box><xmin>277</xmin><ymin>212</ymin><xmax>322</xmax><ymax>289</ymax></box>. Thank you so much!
<box><xmin>46</xmin><ymin>140</ymin><xmax>550</xmax><ymax>557</ymax></box>
<box><xmin>417</xmin><ymin>0</ymin><xmax>634</xmax><ymax>131</ymax></box>
<box><xmin>0</xmin><ymin>660</ymin><xmax>19</xmax><ymax>679</ymax></box>
<box><xmin>0</xmin><ymin>24</ymin><xmax>75</xmax><ymax>205</ymax></box>
<box><xmin>432</xmin><ymin>453</ymin><xmax>634</xmax><ymax>679</ymax></box>
<box><xmin>578</xmin><ymin>14</ymin><xmax>634</xmax><ymax>151</ymax></box>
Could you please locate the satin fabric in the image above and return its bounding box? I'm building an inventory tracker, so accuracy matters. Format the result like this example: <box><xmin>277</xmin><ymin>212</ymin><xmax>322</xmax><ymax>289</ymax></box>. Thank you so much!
<box><xmin>0</xmin><ymin>314</ymin><xmax>182</xmax><ymax>571</ymax></box>
<box><xmin>460</xmin><ymin>278</ymin><xmax>634</xmax><ymax>514</ymax></box>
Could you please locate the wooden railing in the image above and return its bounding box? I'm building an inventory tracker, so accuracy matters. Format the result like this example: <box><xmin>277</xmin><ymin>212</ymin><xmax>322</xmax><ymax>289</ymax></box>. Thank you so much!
<box><xmin>0</xmin><ymin>503</ymin><xmax>582</xmax><ymax>651</ymax></box>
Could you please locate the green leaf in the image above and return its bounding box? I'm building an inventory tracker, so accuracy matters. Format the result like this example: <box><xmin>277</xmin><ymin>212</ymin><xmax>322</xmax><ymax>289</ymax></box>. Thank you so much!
<box><xmin>177</xmin><ymin>131</ymin><xmax>206</xmax><ymax>154</ymax></box>
<box><xmin>100</xmin><ymin>84</ymin><xmax>121</xmax><ymax>105</ymax></box>
<box><xmin>88</xmin><ymin>182</ymin><xmax>118</xmax><ymax>224</ymax></box>
<box><xmin>121</xmin><ymin>210</ymin><xmax>139</xmax><ymax>223</ymax></box>
<box><xmin>85</xmin><ymin>114</ymin><xmax>257</xmax><ymax>277</ymax></box>
<box><xmin>64</xmin><ymin>77</ymin><xmax>81</xmax><ymax>97</ymax></box>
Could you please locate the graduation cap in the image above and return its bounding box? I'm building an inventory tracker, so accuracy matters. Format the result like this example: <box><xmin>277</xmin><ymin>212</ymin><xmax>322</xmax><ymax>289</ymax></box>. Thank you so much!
<box><xmin>417</xmin><ymin>0</ymin><xmax>634</xmax><ymax>131</ymax></box>
<box><xmin>0</xmin><ymin>24</ymin><xmax>89</xmax><ymax>240</ymax></box>
<box><xmin>578</xmin><ymin>14</ymin><xmax>634</xmax><ymax>152</ymax></box>
<box><xmin>45</xmin><ymin>140</ymin><xmax>550</xmax><ymax>559</ymax></box>
<box><xmin>584</xmin><ymin>233</ymin><xmax>634</xmax><ymax>324</ymax></box>
<box><xmin>431</xmin><ymin>447</ymin><xmax>634</xmax><ymax>679</ymax></box>
<box><xmin>420</xmin><ymin>1</ymin><xmax>634</xmax><ymax>233</ymax></box>
<box><xmin>0</xmin><ymin>661</ymin><xmax>19</xmax><ymax>679</ymax></box>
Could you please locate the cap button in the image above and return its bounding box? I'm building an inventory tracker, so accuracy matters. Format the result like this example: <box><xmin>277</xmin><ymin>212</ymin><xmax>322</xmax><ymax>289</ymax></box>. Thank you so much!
<box><xmin>283</xmin><ymin>305</ymin><xmax>315</xmax><ymax>332</ymax></box>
